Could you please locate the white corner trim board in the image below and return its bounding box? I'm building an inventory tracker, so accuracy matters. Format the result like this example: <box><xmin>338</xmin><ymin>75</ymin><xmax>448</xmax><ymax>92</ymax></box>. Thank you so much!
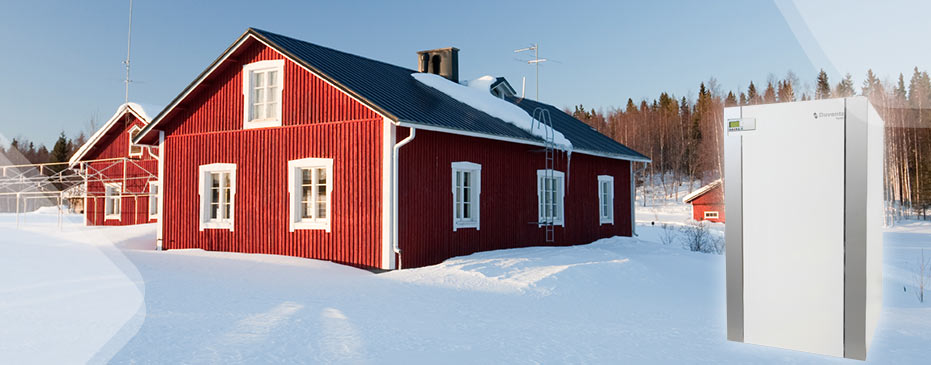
<box><xmin>287</xmin><ymin>157</ymin><xmax>334</xmax><ymax>232</ymax></box>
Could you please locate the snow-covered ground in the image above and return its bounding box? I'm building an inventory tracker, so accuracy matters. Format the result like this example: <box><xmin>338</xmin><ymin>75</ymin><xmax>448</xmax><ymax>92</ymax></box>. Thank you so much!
<box><xmin>0</xmin><ymin>205</ymin><xmax>929</xmax><ymax>363</ymax></box>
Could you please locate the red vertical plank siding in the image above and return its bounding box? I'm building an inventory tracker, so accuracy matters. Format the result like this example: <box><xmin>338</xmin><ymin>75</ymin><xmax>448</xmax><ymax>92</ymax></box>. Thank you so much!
<box><xmin>157</xmin><ymin>39</ymin><xmax>383</xmax><ymax>269</ymax></box>
<box><xmin>690</xmin><ymin>187</ymin><xmax>725</xmax><ymax>223</ymax></box>
<box><xmin>161</xmin><ymin>120</ymin><xmax>382</xmax><ymax>269</ymax></box>
<box><xmin>397</xmin><ymin>129</ymin><xmax>632</xmax><ymax>268</ymax></box>
<box><xmin>156</xmin><ymin>37</ymin><xmax>635</xmax><ymax>269</ymax></box>
<box><xmin>161</xmin><ymin>38</ymin><xmax>378</xmax><ymax>137</ymax></box>
<box><xmin>81</xmin><ymin>113</ymin><xmax>158</xmax><ymax>226</ymax></box>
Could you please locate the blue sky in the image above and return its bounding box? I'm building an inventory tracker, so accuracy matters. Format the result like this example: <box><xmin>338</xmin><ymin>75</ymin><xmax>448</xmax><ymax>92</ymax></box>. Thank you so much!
<box><xmin>0</xmin><ymin>1</ymin><xmax>926</xmax><ymax>146</ymax></box>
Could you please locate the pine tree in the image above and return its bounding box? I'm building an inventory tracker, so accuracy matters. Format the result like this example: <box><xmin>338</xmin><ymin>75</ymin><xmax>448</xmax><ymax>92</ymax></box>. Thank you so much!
<box><xmin>739</xmin><ymin>92</ymin><xmax>747</xmax><ymax>105</ymax></box>
<box><xmin>49</xmin><ymin>131</ymin><xmax>70</xmax><ymax>165</ymax></box>
<box><xmin>908</xmin><ymin>68</ymin><xmax>931</xmax><ymax>109</ymax></box>
<box><xmin>834</xmin><ymin>73</ymin><xmax>856</xmax><ymax>97</ymax></box>
<box><xmin>725</xmin><ymin>91</ymin><xmax>737</xmax><ymax>107</ymax></box>
<box><xmin>816</xmin><ymin>69</ymin><xmax>831</xmax><ymax>99</ymax></box>
<box><xmin>894</xmin><ymin>73</ymin><xmax>907</xmax><ymax>103</ymax></box>
<box><xmin>862</xmin><ymin>69</ymin><xmax>884</xmax><ymax>99</ymax></box>
<box><xmin>763</xmin><ymin>82</ymin><xmax>777</xmax><ymax>103</ymax></box>
<box><xmin>572</xmin><ymin>105</ymin><xmax>593</xmax><ymax>124</ymax></box>
<box><xmin>747</xmin><ymin>81</ymin><xmax>759</xmax><ymax>104</ymax></box>
<box><xmin>777</xmin><ymin>80</ymin><xmax>795</xmax><ymax>102</ymax></box>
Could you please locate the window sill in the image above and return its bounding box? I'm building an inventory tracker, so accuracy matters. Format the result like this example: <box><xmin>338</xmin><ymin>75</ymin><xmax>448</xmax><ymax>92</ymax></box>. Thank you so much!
<box><xmin>244</xmin><ymin>119</ymin><xmax>282</xmax><ymax>130</ymax></box>
<box><xmin>453</xmin><ymin>222</ymin><xmax>479</xmax><ymax>231</ymax></box>
<box><xmin>537</xmin><ymin>221</ymin><xmax>565</xmax><ymax>227</ymax></box>
<box><xmin>104</xmin><ymin>215</ymin><xmax>121</xmax><ymax>221</ymax></box>
<box><xmin>599</xmin><ymin>219</ymin><xmax>614</xmax><ymax>226</ymax></box>
<box><xmin>290</xmin><ymin>220</ymin><xmax>331</xmax><ymax>232</ymax></box>
<box><xmin>149</xmin><ymin>215</ymin><xmax>158</xmax><ymax>221</ymax></box>
<box><xmin>200</xmin><ymin>221</ymin><xmax>233</xmax><ymax>231</ymax></box>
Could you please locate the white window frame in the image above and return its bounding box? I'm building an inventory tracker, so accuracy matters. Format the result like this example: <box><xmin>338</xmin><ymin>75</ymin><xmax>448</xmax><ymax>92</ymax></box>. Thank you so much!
<box><xmin>536</xmin><ymin>169</ymin><xmax>566</xmax><ymax>227</ymax></box>
<box><xmin>198</xmin><ymin>163</ymin><xmax>237</xmax><ymax>231</ymax></box>
<box><xmin>287</xmin><ymin>158</ymin><xmax>334</xmax><ymax>232</ymax></box>
<box><xmin>242</xmin><ymin>59</ymin><xmax>284</xmax><ymax>130</ymax></box>
<box><xmin>148</xmin><ymin>181</ymin><xmax>159</xmax><ymax>220</ymax></box>
<box><xmin>451</xmin><ymin>161</ymin><xmax>481</xmax><ymax>231</ymax></box>
<box><xmin>128</xmin><ymin>125</ymin><xmax>144</xmax><ymax>158</ymax></box>
<box><xmin>704</xmin><ymin>211</ymin><xmax>720</xmax><ymax>219</ymax></box>
<box><xmin>598</xmin><ymin>175</ymin><xmax>614</xmax><ymax>225</ymax></box>
<box><xmin>104</xmin><ymin>182</ymin><xmax>122</xmax><ymax>220</ymax></box>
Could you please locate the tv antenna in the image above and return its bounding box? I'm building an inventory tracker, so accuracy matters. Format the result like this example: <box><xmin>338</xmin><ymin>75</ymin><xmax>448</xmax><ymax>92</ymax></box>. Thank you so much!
<box><xmin>123</xmin><ymin>0</ymin><xmax>134</xmax><ymax>103</ymax></box>
<box><xmin>514</xmin><ymin>44</ymin><xmax>547</xmax><ymax>100</ymax></box>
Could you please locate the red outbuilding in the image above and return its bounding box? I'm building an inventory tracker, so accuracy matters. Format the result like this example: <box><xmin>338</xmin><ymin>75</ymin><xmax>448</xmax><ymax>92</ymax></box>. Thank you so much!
<box><xmin>69</xmin><ymin>103</ymin><xmax>159</xmax><ymax>225</ymax></box>
<box><xmin>682</xmin><ymin>179</ymin><xmax>724</xmax><ymax>223</ymax></box>
<box><xmin>134</xmin><ymin>28</ymin><xmax>650</xmax><ymax>270</ymax></box>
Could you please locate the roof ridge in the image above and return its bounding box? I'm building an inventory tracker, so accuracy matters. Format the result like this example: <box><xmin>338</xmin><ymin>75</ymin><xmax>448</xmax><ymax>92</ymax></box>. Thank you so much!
<box><xmin>250</xmin><ymin>27</ymin><xmax>417</xmax><ymax>74</ymax></box>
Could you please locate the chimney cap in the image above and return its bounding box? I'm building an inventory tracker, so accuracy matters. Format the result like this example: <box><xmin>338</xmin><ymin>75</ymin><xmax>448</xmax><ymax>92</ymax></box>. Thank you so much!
<box><xmin>417</xmin><ymin>47</ymin><xmax>460</xmax><ymax>55</ymax></box>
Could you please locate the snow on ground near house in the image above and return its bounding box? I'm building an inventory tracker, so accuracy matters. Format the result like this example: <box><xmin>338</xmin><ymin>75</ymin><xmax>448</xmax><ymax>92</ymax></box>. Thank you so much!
<box><xmin>412</xmin><ymin>73</ymin><xmax>573</xmax><ymax>151</ymax></box>
<box><xmin>1</xmin><ymin>206</ymin><xmax>929</xmax><ymax>363</ymax></box>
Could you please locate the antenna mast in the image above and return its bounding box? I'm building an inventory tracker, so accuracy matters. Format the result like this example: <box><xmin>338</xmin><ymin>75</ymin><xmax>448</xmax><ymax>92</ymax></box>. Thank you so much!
<box><xmin>123</xmin><ymin>0</ymin><xmax>134</xmax><ymax>104</ymax></box>
<box><xmin>514</xmin><ymin>44</ymin><xmax>547</xmax><ymax>100</ymax></box>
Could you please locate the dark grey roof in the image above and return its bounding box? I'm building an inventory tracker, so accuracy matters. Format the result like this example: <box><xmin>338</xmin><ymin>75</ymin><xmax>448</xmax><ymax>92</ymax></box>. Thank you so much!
<box><xmin>152</xmin><ymin>28</ymin><xmax>646</xmax><ymax>161</ymax></box>
<box><xmin>505</xmin><ymin>96</ymin><xmax>649</xmax><ymax>160</ymax></box>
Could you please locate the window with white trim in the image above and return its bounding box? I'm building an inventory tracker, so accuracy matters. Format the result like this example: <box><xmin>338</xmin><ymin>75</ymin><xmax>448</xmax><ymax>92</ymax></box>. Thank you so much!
<box><xmin>451</xmin><ymin>161</ymin><xmax>481</xmax><ymax>231</ymax></box>
<box><xmin>104</xmin><ymin>183</ymin><xmax>121</xmax><ymax>220</ymax></box>
<box><xmin>148</xmin><ymin>181</ymin><xmax>159</xmax><ymax>220</ymax></box>
<box><xmin>598</xmin><ymin>175</ymin><xmax>614</xmax><ymax>225</ymax></box>
<box><xmin>704</xmin><ymin>211</ymin><xmax>720</xmax><ymax>219</ymax></box>
<box><xmin>537</xmin><ymin>169</ymin><xmax>565</xmax><ymax>226</ymax></box>
<box><xmin>128</xmin><ymin>125</ymin><xmax>143</xmax><ymax>158</ymax></box>
<box><xmin>242</xmin><ymin>60</ymin><xmax>284</xmax><ymax>129</ymax></box>
<box><xmin>199</xmin><ymin>163</ymin><xmax>236</xmax><ymax>230</ymax></box>
<box><xmin>288</xmin><ymin>158</ymin><xmax>333</xmax><ymax>231</ymax></box>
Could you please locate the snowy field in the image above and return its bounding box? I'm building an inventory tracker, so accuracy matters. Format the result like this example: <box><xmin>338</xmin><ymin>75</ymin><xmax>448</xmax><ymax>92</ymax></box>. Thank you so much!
<box><xmin>1</xmin><ymin>205</ymin><xmax>929</xmax><ymax>364</ymax></box>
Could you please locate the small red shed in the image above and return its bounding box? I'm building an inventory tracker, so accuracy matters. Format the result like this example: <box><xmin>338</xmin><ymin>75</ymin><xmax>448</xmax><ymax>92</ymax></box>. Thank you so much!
<box><xmin>69</xmin><ymin>103</ymin><xmax>159</xmax><ymax>225</ymax></box>
<box><xmin>682</xmin><ymin>179</ymin><xmax>724</xmax><ymax>223</ymax></box>
<box><xmin>133</xmin><ymin>28</ymin><xmax>649</xmax><ymax>270</ymax></box>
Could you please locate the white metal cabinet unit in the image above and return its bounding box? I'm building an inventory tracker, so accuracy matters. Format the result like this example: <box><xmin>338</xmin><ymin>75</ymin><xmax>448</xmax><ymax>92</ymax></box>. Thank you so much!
<box><xmin>724</xmin><ymin>97</ymin><xmax>883</xmax><ymax>360</ymax></box>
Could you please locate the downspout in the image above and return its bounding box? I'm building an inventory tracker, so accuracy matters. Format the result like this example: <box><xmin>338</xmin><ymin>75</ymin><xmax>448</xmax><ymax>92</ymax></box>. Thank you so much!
<box><xmin>392</xmin><ymin>127</ymin><xmax>416</xmax><ymax>269</ymax></box>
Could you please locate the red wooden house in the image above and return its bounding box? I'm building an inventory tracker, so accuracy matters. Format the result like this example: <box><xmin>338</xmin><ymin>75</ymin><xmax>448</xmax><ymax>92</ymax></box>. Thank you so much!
<box><xmin>134</xmin><ymin>28</ymin><xmax>649</xmax><ymax>270</ymax></box>
<box><xmin>682</xmin><ymin>179</ymin><xmax>724</xmax><ymax>223</ymax></box>
<box><xmin>69</xmin><ymin>103</ymin><xmax>159</xmax><ymax>225</ymax></box>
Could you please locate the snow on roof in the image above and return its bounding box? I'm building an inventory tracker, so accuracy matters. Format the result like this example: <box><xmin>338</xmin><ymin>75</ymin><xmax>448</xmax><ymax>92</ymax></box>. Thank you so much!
<box><xmin>682</xmin><ymin>179</ymin><xmax>722</xmax><ymax>203</ymax></box>
<box><xmin>68</xmin><ymin>103</ymin><xmax>151</xmax><ymax>167</ymax></box>
<box><xmin>412</xmin><ymin>73</ymin><xmax>572</xmax><ymax>151</ymax></box>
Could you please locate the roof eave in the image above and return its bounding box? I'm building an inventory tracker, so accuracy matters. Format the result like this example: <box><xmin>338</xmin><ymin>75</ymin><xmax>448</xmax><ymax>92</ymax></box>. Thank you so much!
<box><xmin>397</xmin><ymin>120</ymin><xmax>651</xmax><ymax>163</ymax></box>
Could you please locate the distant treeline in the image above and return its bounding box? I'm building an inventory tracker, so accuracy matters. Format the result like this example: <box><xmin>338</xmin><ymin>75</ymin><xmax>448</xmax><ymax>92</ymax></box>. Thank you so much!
<box><xmin>572</xmin><ymin>67</ymin><xmax>931</xmax><ymax>218</ymax></box>
<box><xmin>2</xmin><ymin>131</ymin><xmax>86</xmax><ymax>166</ymax></box>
